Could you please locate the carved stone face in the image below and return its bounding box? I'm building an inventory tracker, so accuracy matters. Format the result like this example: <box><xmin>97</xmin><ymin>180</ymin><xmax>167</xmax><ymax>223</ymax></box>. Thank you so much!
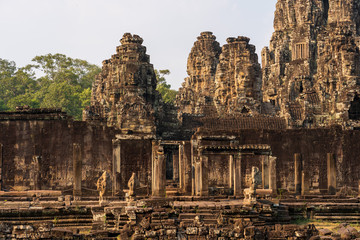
<box><xmin>237</xmin><ymin>72</ymin><xmax>247</xmax><ymax>90</ymax></box>
<box><xmin>342</xmin><ymin>51</ymin><xmax>356</xmax><ymax>76</ymax></box>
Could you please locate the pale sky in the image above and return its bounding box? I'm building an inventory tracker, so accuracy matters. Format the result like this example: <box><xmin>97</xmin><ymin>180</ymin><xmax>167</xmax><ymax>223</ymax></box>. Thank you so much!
<box><xmin>0</xmin><ymin>0</ymin><xmax>277</xmax><ymax>89</ymax></box>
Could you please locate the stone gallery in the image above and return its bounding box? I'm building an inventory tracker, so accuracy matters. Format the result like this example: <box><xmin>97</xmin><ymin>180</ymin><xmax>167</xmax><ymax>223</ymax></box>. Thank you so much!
<box><xmin>1</xmin><ymin>0</ymin><xmax>360</xmax><ymax>239</ymax></box>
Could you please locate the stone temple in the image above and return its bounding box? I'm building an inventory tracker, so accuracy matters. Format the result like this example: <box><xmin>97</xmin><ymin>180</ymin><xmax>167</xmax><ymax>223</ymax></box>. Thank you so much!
<box><xmin>1</xmin><ymin>0</ymin><xmax>360</xmax><ymax>239</ymax></box>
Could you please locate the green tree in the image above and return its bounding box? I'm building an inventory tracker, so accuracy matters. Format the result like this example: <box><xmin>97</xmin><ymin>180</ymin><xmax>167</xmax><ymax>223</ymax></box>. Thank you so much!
<box><xmin>0</xmin><ymin>58</ymin><xmax>16</xmax><ymax>77</ymax></box>
<box><xmin>155</xmin><ymin>69</ymin><xmax>178</xmax><ymax>104</ymax></box>
<box><xmin>40</xmin><ymin>81</ymin><xmax>81</xmax><ymax>116</ymax></box>
<box><xmin>0</xmin><ymin>54</ymin><xmax>101</xmax><ymax>120</ymax></box>
<box><xmin>0</xmin><ymin>58</ymin><xmax>39</xmax><ymax>110</ymax></box>
<box><xmin>32</xmin><ymin>54</ymin><xmax>99</xmax><ymax>88</ymax></box>
<box><xmin>31</xmin><ymin>54</ymin><xmax>101</xmax><ymax>120</ymax></box>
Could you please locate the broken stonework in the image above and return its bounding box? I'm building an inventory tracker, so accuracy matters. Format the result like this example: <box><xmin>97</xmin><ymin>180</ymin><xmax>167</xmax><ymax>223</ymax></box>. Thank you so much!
<box><xmin>86</xmin><ymin>33</ymin><xmax>161</xmax><ymax>136</ymax></box>
<box><xmin>262</xmin><ymin>0</ymin><xmax>360</xmax><ymax>128</ymax></box>
<box><xmin>176</xmin><ymin>31</ymin><xmax>221</xmax><ymax>116</ymax></box>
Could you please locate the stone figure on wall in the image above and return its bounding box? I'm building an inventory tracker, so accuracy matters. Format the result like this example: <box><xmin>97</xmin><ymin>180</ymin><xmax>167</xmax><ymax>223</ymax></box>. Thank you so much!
<box><xmin>251</xmin><ymin>166</ymin><xmax>261</xmax><ymax>190</ymax></box>
<box><xmin>96</xmin><ymin>171</ymin><xmax>110</xmax><ymax>205</ymax></box>
<box><xmin>244</xmin><ymin>166</ymin><xmax>261</xmax><ymax>203</ymax></box>
<box><xmin>128</xmin><ymin>172</ymin><xmax>140</xmax><ymax>198</ymax></box>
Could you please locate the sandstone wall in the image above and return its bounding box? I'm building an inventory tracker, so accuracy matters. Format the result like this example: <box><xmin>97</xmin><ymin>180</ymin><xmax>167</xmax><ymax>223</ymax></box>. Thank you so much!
<box><xmin>0</xmin><ymin>117</ymin><xmax>155</xmax><ymax>195</ymax></box>
<box><xmin>1</xmin><ymin>111</ymin><xmax>359</xmax><ymax>196</ymax></box>
<box><xmin>0</xmin><ymin>118</ymin><xmax>115</xmax><ymax>192</ymax></box>
<box><xmin>117</xmin><ymin>139</ymin><xmax>152</xmax><ymax>193</ymax></box>
<box><xmin>195</xmin><ymin>127</ymin><xmax>360</xmax><ymax>192</ymax></box>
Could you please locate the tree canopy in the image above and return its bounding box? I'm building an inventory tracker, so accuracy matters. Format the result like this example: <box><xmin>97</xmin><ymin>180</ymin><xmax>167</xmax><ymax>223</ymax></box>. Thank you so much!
<box><xmin>155</xmin><ymin>69</ymin><xmax>178</xmax><ymax>104</ymax></box>
<box><xmin>0</xmin><ymin>54</ymin><xmax>101</xmax><ymax>120</ymax></box>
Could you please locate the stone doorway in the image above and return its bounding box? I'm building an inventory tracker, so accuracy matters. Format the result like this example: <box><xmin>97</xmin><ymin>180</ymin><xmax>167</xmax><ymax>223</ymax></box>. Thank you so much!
<box><xmin>194</xmin><ymin>144</ymin><xmax>276</xmax><ymax>197</ymax></box>
<box><xmin>241</xmin><ymin>154</ymin><xmax>266</xmax><ymax>189</ymax></box>
<box><xmin>164</xmin><ymin>145</ymin><xmax>180</xmax><ymax>196</ymax></box>
<box><xmin>163</xmin><ymin>145</ymin><xmax>180</xmax><ymax>183</ymax></box>
<box><xmin>348</xmin><ymin>94</ymin><xmax>360</xmax><ymax>120</ymax></box>
<box><xmin>151</xmin><ymin>141</ymin><xmax>182</xmax><ymax>197</ymax></box>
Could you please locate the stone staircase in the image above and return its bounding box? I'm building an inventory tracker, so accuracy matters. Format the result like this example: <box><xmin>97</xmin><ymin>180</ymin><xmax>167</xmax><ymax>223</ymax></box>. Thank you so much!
<box><xmin>166</xmin><ymin>179</ymin><xmax>181</xmax><ymax>196</ymax></box>
<box><xmin>282</xmin><ymin>197</ymin><xmax>360</xmax><ymax>223</ymax></box>
<box><xmin>0</xmin><ymin>205</ymin><xmax>94</xmax><ymax>232</ymax></box>
<box><xmin>176</xmin><ymin>201</ymin><xmax>291</xmax><ymax>228</ymax></box>
<box><xmin>312</xmin><ymin>202</ymin><xmax>360</xmax><ymax>223</ymax></box>
<box><xmin>179</xmin><ymin>212</ymin><xmax>218</xmax><ymax>225</ymax></box>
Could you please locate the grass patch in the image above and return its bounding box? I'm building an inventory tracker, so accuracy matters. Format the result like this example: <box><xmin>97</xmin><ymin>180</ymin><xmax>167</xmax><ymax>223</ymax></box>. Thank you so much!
<box><xmin>291</xmin><ymin>217</ymin><xmax>311</xmax><ymax>225</ymax></box>
<box><xmin>292</xmin><ymin>218</ymin><xmax>360</xmax><ymax>231</ymax></box>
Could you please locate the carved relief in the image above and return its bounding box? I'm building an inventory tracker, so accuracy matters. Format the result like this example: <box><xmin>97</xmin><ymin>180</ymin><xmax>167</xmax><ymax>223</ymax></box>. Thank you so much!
<box><xmin>262</xmin><ymin>0</ymin><xmax>360</xmax><ymax>128</ymax></box>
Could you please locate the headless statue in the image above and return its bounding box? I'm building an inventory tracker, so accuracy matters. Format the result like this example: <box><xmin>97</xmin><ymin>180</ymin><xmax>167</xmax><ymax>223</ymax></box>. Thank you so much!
<box><xmin>128</xmin><ymin>172</ymin><xmax>140</xmax><ymax>198</ymax></box>
<box><xmin>96</xmin><ymin>171</ymin><xmax>109</xmax><ymax>205</ymax></box>
<box><xmin>244</xmin><ymin>166</ymin><xmax>261</xmax><ymax>202</ymax></box>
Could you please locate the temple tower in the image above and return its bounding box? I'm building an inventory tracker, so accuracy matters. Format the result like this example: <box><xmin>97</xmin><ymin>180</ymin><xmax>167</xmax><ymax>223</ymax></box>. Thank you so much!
<box><xmin>87</xmin><ymin>33</ymin><xmax>161</xmax><ymax>136</ymax></box>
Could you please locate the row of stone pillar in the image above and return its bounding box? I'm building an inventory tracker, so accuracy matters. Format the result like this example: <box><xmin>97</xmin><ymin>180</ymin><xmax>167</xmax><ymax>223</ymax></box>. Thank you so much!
<box><xmin>190</xmin><ymin>152</ymin><xmax>338</xmax><ymax>197</ymax></box>
<box><xmin>151</xmin><ymin>141</ymin><xmax>193</xmax><ymax>197</ymax></box>
<box><xmin>228</xmin><ymin>155</ymin><xmax>242</xmax><ymax>196</ymax></box>
<box><xmin>0</xmin><ymin>141</ymin><xmax>344</xmax><ymax>198</ymax></box>
<box><xmin>293</xmin><ymin>153</ymin><xmax>337</xmax><ymax>195</ymax></box>
<box><xmin>193</xmin><ymin>153</ymin><xmax>277</xmax><ymax>197</ymax></box>
<box><xmin>73</xmin><ymin>146</ymin><xmax>341</xmax><ymax>198</ymax></box>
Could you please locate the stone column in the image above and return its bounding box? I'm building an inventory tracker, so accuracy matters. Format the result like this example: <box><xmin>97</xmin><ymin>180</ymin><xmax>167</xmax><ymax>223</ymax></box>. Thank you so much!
<box><xmin>234</xmin><ymin>154</ymin><xmax>242</xmax><ymax>196</ymax></box>
<box><xmin>152</xmin><ymin>146</ymin><xmax>166</xmax><ymax>197</ymax></box>
<box><xmin>261</xmin><ymin>155</ymin><xmax>269</xmax><ymax>189</ymax></box>
<box><xmin>199</xmin><ymin>154</ymin><xmax>209</xmax><ymax>196</ymax></box>
<box><xmin>179</xmin><ymin>144</ymin><xmax>185</xmax><ymax>190</ymax></box>
<box><xmin>191</xmin><ymin>139</ymin><xmax>197</xmax><ymax>196</ymax></box>
<box><xmin>32</xmin><ymin>156</ymin><xmax>40</xmax><ymax>190</ymax></box>
<box><xmin>173</xmin><ymin>151</ymin><xmax>179</xmax><ymax>182</ymax></box>
<box><xmin>327</xmin><ymin>153</ymin><xmax>336</xmax><ymax>195</ymax></box>
<box><xmin>294</xmin><ymin>153</ymin><xmax>302</xmax><ymax>195</ymax></box>
<box><xmin>301</xmin><ymin>171</ymin><xmax>309</xmax><ymax>195</ymax></box>
<box><xmin>112</xmin><ymin>140</ymin><xmax>121</xmax><ymax>196</ymax></box>
<box><xmin>229</xmin><ymin>155</ymin><xmax>234</xmax><ymax>189</ymax></box>
<box><xmin>0</xmin><ymin>143</ymin><xmax>3</xmax><ymax>191</ymax></box>
<box><xmin>194</xmin><ymin>161</ymin><xmax>201</xmax><ymax>196</ymax></box>
<box><xmin>73</xmin><ymin>143</ymin><xmax>82</xmax><ymax>197</ymax></box>
<box><xmin>269</xmin><ymin>156</ymin><xmax>277</xmax><ymax>192</ymax></box>
<box><xmin>151</xmin><ymin>141</ymin><xmax>157</xmax><ymax>196</ymax></box>
<box><xmin>183</xmin><ymin>142</ymin><xmax>192</xmax><ymax>195</ymax></box>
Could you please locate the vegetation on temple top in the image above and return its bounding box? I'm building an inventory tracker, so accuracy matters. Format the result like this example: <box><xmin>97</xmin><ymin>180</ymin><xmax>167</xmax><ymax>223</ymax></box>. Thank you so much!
<box><xmin>155</xmin><ymin>69</ymin><xmax>178</xmax><ymax>104</ymax></box>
